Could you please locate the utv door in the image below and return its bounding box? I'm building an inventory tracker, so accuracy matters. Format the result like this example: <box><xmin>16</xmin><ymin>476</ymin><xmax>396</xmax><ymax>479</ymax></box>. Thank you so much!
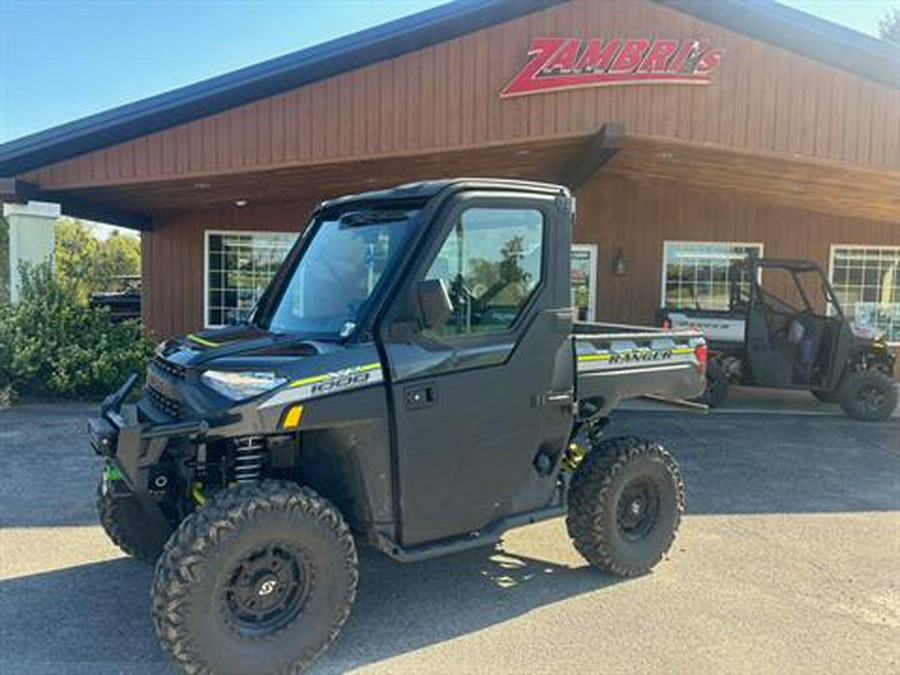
<box><xmin>744</xmin><ymin>290</ymin><xmax>795</xmax><ymax>386</ymax></box>
<box><xmin>745</xmin><ymin>262</ymin><xmax>844</xmax><ymax>387</ymax></box>
<box><xmin>381</xmin><ymin>192</ymin><xmax>574</xmax><ymax>546</ymax></box>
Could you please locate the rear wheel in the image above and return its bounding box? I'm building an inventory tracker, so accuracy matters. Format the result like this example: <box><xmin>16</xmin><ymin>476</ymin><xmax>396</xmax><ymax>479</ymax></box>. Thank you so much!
<box><xmin>97</xmin><ymin>480</ymin><xmax>170</xmax><ymax>562</ymax></box>
<box><xmin>695</xmin><ymin>359</ymin><xmax>729</xmax><ymax>408</ymax></box>
<box><xmin>566</xmin><ymin>437</ymin><xmax>684</xmax><ymax>577</ymax></box>
<box><xmin>838</xmin><ymin>370</ymin><xmax>898</xmax><ymax>422</ymax></box>
<box><xmin>151</xmin><ymin>480</ymin><xmax>358</xmax><ymax>675</ymax></box>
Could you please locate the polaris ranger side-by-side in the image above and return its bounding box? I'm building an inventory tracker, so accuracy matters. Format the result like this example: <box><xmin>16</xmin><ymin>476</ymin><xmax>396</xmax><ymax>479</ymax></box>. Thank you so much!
<box><xmin>662</xmin><ymin>255</ymin><xmax>897</xmax><ymax>421</ymax></box>
<box><xmin>90</xmin><ymin>179</ymin><xmax>706</xmax><ymax>675</ymax></box>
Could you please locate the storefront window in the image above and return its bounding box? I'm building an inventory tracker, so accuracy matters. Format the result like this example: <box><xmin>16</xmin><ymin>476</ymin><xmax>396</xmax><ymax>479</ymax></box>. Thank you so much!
<box><xmin>830</xmin><ymin>246</ymin><xmax>900</xmax><ymax>343</ymax></box>
<box><xmin>662</xmin><ymin>241</ymin><xmax>763</xmax><ymax>311</ymax></box>
<box><xmin>206</xmin><ymin>231</ymin><xmax>298</xmax><ymax>327</ymax></box>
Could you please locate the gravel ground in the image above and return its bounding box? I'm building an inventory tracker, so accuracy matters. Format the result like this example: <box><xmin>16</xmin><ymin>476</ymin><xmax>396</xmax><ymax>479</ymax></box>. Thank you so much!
<box><xmin>1</xmin><ymin>402</ymin><xmax>898</xmax><ymax>674</ymax></box>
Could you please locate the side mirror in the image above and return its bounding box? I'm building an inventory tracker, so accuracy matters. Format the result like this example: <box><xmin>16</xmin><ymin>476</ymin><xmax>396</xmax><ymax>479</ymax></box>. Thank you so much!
<box><xmin>418</xmin><ymin>278</ymin><xmax>453</xmax><ymax>331</ymax></box>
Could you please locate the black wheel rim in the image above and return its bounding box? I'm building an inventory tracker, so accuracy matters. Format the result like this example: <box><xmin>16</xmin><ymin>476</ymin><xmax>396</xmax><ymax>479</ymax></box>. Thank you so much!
<box><xmin>855</xmin><ymin>385</ymin><xmax>885</xmax><ymax>414</ymax></box>
<box><xmin>616</xmin><ymin>479</ymin><xmax>660</xmax><ymax>541</ymax></box>
<box><xmin>222</xmin><ymin>542</ymin><xmax>312</xmax><ymax>636</ymax></box>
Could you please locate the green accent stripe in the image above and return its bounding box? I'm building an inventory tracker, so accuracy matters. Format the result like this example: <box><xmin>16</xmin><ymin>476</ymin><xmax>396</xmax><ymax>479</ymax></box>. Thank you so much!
<box><xmin>289</xmin><ymin>362</ymin><xmax>381</xmax><ymax>388</ymax></box>
<box><xmin>579</xmin><ymin>347</ymin><xmax>694</xmax><ymax>362</ymax></box>
<box><xmin>290</xmin><ymin>373</ymin><xmax>330</xmax><ymax>387</ymax></box>
<box><xmin>187</xmin><ymin>333</ymin><xmax>224</xmax><ymax>348</ymax></box>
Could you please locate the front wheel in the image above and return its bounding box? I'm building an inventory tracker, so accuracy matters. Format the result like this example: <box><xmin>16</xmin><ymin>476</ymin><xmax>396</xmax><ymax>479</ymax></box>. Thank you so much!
<box><xmin>97</xmin><ymin>480</ymin><xmax>170</xmax><ymax>562</ymax></box>
<box><xmin>151</xmin><ymin>480</ymin><xmax>358</xmax><ymax>675</ymax></box>
<box><xmin>838</xmin><ymin>370</ymin><xmax>898</xmax><ymax>422</ymax></box>
<box><xmin>566</xmin><ymin>437</ymin><xmax>685</xmax><ymax>577</ymax></box>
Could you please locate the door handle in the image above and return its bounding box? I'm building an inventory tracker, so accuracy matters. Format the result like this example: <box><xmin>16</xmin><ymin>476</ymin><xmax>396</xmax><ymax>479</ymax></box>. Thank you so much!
<box><xmin>404</xmin><ymin>383</ymin><xmax>437</xmax><ymax>411</ymax></box>
<box><xmin>533</xmin><ymin>390</ymin><xmax>574</xmax><ymax>407</ymax></box>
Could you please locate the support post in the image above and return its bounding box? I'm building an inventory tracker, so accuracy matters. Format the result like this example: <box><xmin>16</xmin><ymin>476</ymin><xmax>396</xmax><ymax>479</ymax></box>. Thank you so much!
<box><xmin>2</xmin><ymin>201</ymin><xmax>60</xmax><ymax>302</ymax></box>
<box><xmin>562</xmin><ymin>122</ymin><xmax>625</xmax><ymax>189</ymax></box>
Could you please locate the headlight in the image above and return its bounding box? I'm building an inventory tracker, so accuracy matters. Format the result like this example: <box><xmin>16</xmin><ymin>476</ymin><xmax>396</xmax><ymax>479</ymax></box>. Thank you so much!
<box><xmin>200</xmin><ymin>370</ymin><xmax>287</xmax><ymax>400</ymax></box>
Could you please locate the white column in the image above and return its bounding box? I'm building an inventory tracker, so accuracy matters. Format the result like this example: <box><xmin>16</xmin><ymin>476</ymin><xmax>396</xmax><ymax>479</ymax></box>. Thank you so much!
<box><xmin>3</xmin><ymin>201</ymin><xmax>60</xmax><ymax>302</ymax></box>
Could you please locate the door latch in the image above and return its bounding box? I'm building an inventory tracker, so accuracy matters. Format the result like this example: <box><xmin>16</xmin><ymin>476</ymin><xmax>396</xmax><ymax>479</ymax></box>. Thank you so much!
<box><xmin>404</xmin><ymin>383</ymin><xmax>437</xmax><ymax>410</ymax></box>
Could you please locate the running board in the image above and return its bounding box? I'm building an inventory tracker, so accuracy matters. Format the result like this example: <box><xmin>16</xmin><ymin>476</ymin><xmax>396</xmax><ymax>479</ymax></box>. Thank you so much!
<box><xmin>642</xmin><ymin>393</ymin><xmax>709</xmax><ymax>412</ymax></box>
<box><xmin>376</xmin><ymin>505</ymin><xmax>566</xmax><ymax>563</ymax></box>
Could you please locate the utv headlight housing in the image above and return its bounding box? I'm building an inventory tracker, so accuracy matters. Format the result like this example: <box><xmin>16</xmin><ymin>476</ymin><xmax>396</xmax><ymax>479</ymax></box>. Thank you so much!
<box><xmin>200</xmin><ymin>370</ymin><xmax>287</xmax><ymax>401</ymax></box>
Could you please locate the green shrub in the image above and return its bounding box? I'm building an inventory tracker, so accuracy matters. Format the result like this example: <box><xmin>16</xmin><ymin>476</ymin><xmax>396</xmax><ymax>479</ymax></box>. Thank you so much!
<box><xmin>0</xmin><ymin>262</ymin><xmax>155</xmax><ymax>398</ymax></box>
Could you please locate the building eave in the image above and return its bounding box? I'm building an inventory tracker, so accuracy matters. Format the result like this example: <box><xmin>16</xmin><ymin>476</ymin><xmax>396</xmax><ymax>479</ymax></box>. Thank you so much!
<box><xmin>654</xmin><ymin>0</ymin><xmax>900</xmax><ymax>90</ymax></box>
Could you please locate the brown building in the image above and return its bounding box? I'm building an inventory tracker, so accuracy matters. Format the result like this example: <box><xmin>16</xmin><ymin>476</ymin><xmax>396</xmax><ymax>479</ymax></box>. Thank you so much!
<box><xmin>1</xmin><ymin>0</ymin><xmax>899</xmax><ymax>341</ymax></box>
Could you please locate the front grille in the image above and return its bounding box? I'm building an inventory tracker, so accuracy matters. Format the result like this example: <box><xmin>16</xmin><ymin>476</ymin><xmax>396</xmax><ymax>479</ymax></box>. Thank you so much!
<box><xmin>153</xmin><ymin>356</ymin><xmax>186</xmax><ymax>379</ymax></box>
<box><xmin>148</xmin><ymin>386</ymin><xmax>182</xmax><ymax>419</ymax></box>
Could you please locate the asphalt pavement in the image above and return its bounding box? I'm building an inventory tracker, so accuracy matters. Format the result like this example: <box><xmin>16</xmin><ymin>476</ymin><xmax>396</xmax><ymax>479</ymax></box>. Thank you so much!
<box><xmin>1</xmin><ymin>400</ymin><xmax>898</xmax><ymax>674</ymax></box>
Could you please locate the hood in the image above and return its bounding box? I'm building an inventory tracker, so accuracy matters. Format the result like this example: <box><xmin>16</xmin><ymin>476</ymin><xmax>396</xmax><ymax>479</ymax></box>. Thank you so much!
<box><xmin>157</xmin><ymin>325</ymin><xmax>324</xmax><ymax>369</ymax></box>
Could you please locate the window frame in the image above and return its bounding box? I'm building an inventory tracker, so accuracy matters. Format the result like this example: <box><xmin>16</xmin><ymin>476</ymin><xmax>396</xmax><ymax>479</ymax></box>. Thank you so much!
<box><xmin>828</xmin><ymin>243</ymin><xmax>900</xmax><ymax>345</ymax></box>
<box><xmin>419</xmin><ymin>203</ymin><xmax>548</xmax><ymax>344</ymax></box>
<box><xmin>660</xmin><ymin>240</ymin><xmax>765</xmax><ymax>311</ymax></box>
<box><xmin>203</xmin><ymin>229</ymin><xmax>298</xmax><ymax>329</ymax></box>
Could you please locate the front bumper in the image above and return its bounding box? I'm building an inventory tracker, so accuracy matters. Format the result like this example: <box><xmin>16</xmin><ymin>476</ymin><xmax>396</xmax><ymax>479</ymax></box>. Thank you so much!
<box><xmin>89</xmin><ymin>373</ymin><xmax>210</xmax><ymax>495</ymax></box>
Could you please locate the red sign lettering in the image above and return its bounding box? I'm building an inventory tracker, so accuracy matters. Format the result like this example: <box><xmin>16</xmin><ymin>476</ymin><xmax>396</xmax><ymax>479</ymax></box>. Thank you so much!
<box><xmin>501</xmin><ymin>36</ymin><xmax>723</xmax><ymax>98</ymax></box>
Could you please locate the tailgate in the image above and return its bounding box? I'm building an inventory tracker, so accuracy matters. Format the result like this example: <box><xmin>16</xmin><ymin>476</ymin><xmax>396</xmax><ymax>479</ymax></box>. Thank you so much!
<box><xmin>574</xmin><ymin>328</ymin><xmax>705</xmax><ymax>414</ymax></box>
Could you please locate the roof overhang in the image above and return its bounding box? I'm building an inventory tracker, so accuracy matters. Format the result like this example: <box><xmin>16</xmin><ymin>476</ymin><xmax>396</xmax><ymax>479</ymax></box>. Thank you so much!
<box><xmin>0</xmin><ymin>177</ymin><xmax>152</xmax><ymax>230</ymax></box>
<box><xmin>11</xmin><ymin>127</ymin><xmax>898</xmax><ymax>229</ymax></box>
<box><xmin>605</xmin><ymin>135</ymin><xmax>900</xmax><ymax>223</ymax></box>
<box><xmin>9</xmin><ymin>126</ymin><xmax>621</xmax><ymax>229</ymax></box>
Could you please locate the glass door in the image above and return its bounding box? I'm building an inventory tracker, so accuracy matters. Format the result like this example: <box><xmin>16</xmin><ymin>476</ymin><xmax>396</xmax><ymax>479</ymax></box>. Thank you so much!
<box><xmin>571</xmin><ymin>244</ymin><xmax>597</xmax><ymax>321</ymax></box>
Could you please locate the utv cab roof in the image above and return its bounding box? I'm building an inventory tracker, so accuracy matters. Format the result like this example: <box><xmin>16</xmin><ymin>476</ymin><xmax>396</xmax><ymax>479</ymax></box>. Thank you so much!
<box><xmin>753</xmin><ymin>258</ymin><xmax>823</xmax><ymax>273</ymax></box>
<box><xmin>319</xmin><ymin>178</ymin><xmax>570</xmax><ymax>210</ymax></box>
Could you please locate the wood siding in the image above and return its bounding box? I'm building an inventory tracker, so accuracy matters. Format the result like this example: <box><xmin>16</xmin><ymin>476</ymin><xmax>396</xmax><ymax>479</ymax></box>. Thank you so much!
<box><xmin>143</xmin><ymin>200</ymin><xmax>316</xmax><ymax>338</ymax></box>
<box><xmin>25</xmin><ymin>0</ymin><xmax>900</xmax><ymax>191</ymax></box>
<box><xmin>143</xmin><ymin>171</ymin><xmax>899</xmax><ymax>337</ymax></box>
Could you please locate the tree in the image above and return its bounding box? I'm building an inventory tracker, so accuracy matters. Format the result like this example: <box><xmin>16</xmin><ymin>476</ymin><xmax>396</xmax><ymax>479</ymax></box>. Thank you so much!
<box><xmin>880</xmin><ymin>7</ymin><xmax>900</xmax><ymax>44</ymax></box>
<box><xmin>54</xmin><ymin>218</ymin><xmax>140</xmax><ymax>302</ymax></box>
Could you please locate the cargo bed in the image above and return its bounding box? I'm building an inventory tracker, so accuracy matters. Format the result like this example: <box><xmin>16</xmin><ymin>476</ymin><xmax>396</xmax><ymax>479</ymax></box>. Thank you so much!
<box><xmin>573</xmin><ymin>322</ymin><xmax>706</xmax><ymax>415</ymax></box>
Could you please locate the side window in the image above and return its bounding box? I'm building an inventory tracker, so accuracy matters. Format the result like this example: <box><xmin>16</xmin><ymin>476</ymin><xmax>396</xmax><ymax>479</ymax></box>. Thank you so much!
<box><xmin>424</xmin><ymin>207</ymin><xmax>544</xmax><ymax>336</ymax></box>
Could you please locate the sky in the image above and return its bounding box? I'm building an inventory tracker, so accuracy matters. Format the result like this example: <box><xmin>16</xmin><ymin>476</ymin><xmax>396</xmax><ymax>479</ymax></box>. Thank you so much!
<box><xmin>0</xmin><ymin>0</ymin><xmax>896</xmax><ymax>144</ymax></box>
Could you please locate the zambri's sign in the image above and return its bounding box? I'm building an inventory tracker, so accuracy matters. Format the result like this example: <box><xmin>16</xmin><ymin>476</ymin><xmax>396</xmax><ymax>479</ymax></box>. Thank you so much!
<box><xmin>501</xmin><ymin>37</ymin><xmax>723</xmax><ymax>98</ymax></box>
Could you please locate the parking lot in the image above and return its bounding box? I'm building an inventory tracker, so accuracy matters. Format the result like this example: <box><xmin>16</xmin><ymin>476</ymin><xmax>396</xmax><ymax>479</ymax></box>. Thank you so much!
<box><xmin>1</xmin><ymin>399</ymin><xmax>898</xmax><ymax>674</ymax></box>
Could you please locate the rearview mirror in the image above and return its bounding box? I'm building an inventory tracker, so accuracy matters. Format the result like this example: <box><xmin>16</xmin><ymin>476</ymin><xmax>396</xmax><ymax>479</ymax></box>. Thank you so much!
<box><xmin>418</xmin><ymin>279</ymin><xmax>453</xmax><ymax>331</ymax></box>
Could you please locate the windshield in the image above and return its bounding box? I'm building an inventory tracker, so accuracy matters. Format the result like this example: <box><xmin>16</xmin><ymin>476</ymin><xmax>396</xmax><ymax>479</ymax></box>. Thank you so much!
<box><xmin>267</xmin><ymin>208</ymin><xmax>418</xmax><ymax>336</ymax></box>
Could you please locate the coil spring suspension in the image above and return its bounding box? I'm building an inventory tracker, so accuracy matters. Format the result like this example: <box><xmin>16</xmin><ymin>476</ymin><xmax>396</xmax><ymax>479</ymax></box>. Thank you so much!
<box><xmin>233</xmin><ymin>436</ymin><xmax>265</xmax><ymax>484</ymax></box>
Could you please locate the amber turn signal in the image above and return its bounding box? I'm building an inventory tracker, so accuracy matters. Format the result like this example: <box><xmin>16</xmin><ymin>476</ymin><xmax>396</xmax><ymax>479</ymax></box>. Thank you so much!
<box><xmin>282</xmin><ymin>405</ymin><xmax>304</xmax><ymax>429</ymax></box>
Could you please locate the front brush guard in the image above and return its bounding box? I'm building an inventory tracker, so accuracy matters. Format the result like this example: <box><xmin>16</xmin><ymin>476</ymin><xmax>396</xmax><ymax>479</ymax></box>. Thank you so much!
<box><xmin>90</xmin><ymin>373</ymin><xmax>209</xmax><ymax>494</ymax></box>
<box><xmin>90</xmin><ymin>373</ymin><xmax>215</xmax><ymax>545</ymax></box>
